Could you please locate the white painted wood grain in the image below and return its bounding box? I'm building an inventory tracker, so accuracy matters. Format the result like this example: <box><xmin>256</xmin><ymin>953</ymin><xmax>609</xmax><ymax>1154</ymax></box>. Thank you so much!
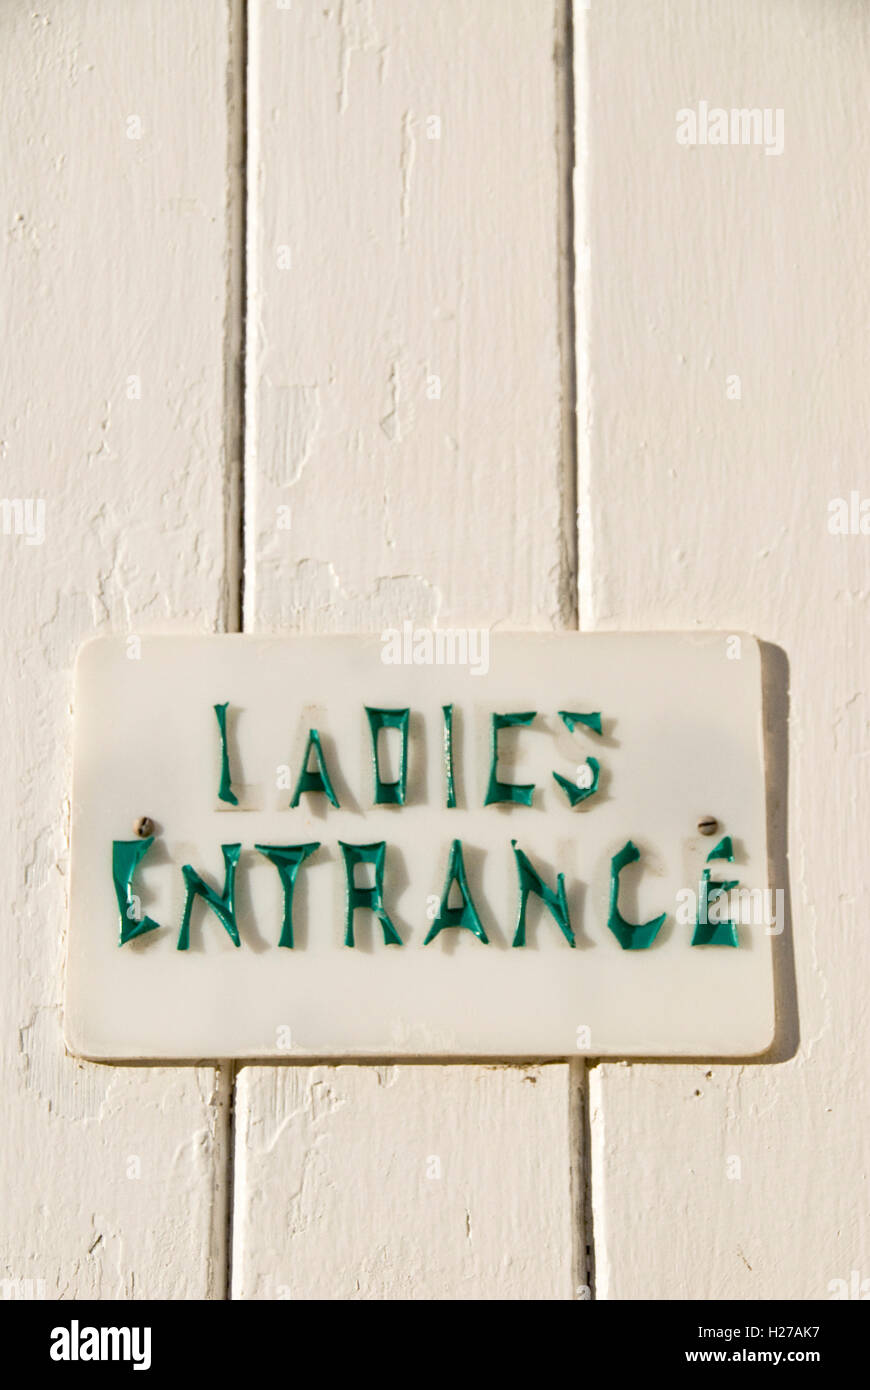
<box><xmin>578</xmin><ymin>0</ymin><xmax>870</xmax><ymax>1298</ymax></box>
<box><xmin>0</xmin><ymin>0</ymin><xmax>240</xmax><ymax>1297</ymax></box>
<box><xmin>234</xmin><ymin>1065</ymin><xmax>576</xmax><ymax>1300</ymax></box>
<box><xmin>244</xmin><ymin>0</ymin><xmax>575</xmax><ymax>634</ymax></box>
<box><xmin>235</xmin><ymin>0</ymin><xmax>582</xmax><ymax>1299</ymax></box>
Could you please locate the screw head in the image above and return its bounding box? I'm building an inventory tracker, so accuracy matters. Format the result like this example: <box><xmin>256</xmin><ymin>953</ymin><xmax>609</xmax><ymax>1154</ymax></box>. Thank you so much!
<box><xmin>698</xmin><ymin>816</ymin><xmax>718</xmax><ymax>836</ymax></box>
<box><xmin>135</xmin><ymin>816</ymin><xmax>155</xmax><ymax>839</ymax></box>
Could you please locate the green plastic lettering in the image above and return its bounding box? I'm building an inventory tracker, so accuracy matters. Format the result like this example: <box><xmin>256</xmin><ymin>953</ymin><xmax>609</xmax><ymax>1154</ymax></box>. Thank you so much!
<box><xmin>511</xmin><ymin>840</ymin><xmax>574</xmax><ymax>948</ymax></box>
<box><xmin>365</xmin><ymin>707</ymin><xmax>410</xmax><ymax>804</ymax></box>
<box><xmin>290</xmin><ymin>728</ymin><xmax>340</xmax><ymax>808</ymax></box>
<box><xmin>213</xmin><ymin>701</ymin><xmax>238</xmax><ymax>805</ymax></box>
<box><xmin>693</xmin><ymin>835</ymin><xmax>739</xmax><ymax>946</ymax></box>
<box><xmin>255</xmin><ymin>842</ymin><xmax>320</xmax><ymax>948</ymax></box>
<box><xmin>553</xmin><ymin>756</ymin><xmax>600</xmax><ymax>807</ymax></box>
<box><xmin>113</xmin><ymin>837</ymin><xmax>161</xmax><ymax>945</ymax></box>
<box><xmin>424</xmin><ymin>839</ymin><xmax>488</xmax><ymax>944</ymax></box>
<box><xmin>484</xmin><ymin>712</ymin><xmax>536</xmax><ymax>806</ymax></box>
<box><xmin>177</xmin><ymin>843</ymin><xmax>242</xmax><ymax>950</ymax></box>
<box><xmin>706</xmin><ymin>835</ymin><xmax>733</xmax><ymax>863</ymax></box>
<box><xmin>607</xmin><ymin>839</ymin><xmax>667</xmax><ymax>950</ymax></box>
<box><xmin>554</xmin><ymin>710</ymin><xmax>601</xmax><ymax>806</ymax></box>
<box><xmin>338</xmin><ymin>841</ymin><xmax>402</xmax><ymax>947</ymax></box>
<box><xmin>558</xmin><ymin>711</ymin><xmax>602</xmax><ymax>736</ymax></box>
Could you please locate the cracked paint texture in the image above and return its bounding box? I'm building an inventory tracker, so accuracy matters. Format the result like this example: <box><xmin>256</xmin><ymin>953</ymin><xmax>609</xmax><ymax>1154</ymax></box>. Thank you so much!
<box><xmin>0</xmin><ymin>1</ymin><xmax>236</xmax><ymax>1297</ymax></box>
<box><xmin>583</xmin><ymin>0</ymin><xmax>870</xmax><ymax>1300</ymax></box>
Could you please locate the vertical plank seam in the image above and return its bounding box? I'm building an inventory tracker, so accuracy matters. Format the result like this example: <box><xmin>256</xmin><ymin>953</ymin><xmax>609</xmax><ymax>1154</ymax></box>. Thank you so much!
<box><xmin>568</xmin><ymin>0</ymin><xmax>600</xmax><ymax>1301</ymax></box>
<box><xmin>223</xmin><ymin>1060</ymin><xmax>238</xmax><ymax>1300</ymax></box>
<box><xmin>579</xmin><ymin>1061</ymin><xmax>597</xmax><ymax>1298</ymax></box>
<box><xmin>241</xmin><ymin>0</ymin><xmax>260</xmax><ymax>634</ymax></box>
<box><xmin>222</xmin><ymin>0</ymin><xmax>248</xmax><ymax>634</ymax></box>
<box><xmin>221</xmin><ymin>0</ymin><xmax>249</xmax><ymax>1301</ymax></box>
<box><xmin>556</xmin><ymin>0</ymin><xmax>592</xmax><ymax>1299</ymax></box>
<box><xmin>572</xmin><ymin>2</ymin><xmax>594</xmax><ymax>631</ymax></box>
<box><xmin>555</xmin><ymin>0</ymin><xmax>579</xmax><ymax>633</ymax></box>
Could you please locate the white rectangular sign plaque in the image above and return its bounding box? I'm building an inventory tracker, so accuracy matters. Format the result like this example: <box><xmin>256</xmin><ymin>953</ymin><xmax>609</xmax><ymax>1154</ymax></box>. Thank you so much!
<box><xmin>65</xmin><ymin>633</ymin><xmax>775</xmax><ymax>1060</ymax></box>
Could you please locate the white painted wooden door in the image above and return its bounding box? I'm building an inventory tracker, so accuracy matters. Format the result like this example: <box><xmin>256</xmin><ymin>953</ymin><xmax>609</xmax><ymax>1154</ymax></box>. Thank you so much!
<box><xmin>2</xmin><ymin>0</ymin><xmax>867</xmax><ymax>1300</ymax></box>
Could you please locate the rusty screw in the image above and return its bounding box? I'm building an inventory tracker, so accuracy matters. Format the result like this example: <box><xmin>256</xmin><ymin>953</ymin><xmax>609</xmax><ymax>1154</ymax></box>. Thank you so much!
<box><xmin>697</xmin><ymin>815</ymin><xmax>718</xmax><ymax>836</ymax></box>
<box><xmin>135</xmin><ymin>816</ymin><xmax>155</xmax><ymax>839</ymax></box>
